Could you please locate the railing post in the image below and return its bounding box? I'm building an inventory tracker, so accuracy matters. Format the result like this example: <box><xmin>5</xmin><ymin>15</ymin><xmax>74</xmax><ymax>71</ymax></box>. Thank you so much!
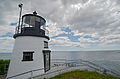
<box><xmin>31</xmin><ymin>70</ymin><xmax>33</xmax><ymax>79</ymax></box>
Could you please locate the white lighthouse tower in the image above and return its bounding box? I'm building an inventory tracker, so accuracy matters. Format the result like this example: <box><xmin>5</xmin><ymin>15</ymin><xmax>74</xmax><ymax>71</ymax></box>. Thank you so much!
<box><xmin>7</xmin><ymin>4</ymin><xmax>51</xmax><ymax>79</ymax></box>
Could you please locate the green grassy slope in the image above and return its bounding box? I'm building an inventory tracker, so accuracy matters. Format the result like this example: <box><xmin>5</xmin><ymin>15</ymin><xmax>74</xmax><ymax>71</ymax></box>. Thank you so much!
<box><xmin>50</xmin><ymin>70</ymin><xmax>119</xmax><ymax>79</ymax></box>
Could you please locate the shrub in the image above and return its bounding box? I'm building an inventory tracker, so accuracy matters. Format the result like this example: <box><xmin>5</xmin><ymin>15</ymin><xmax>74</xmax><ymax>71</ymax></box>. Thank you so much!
<box><xmin>0</xmin><ymin>60</ymin><xmax>10</xmax><ymax>75</ymax></box>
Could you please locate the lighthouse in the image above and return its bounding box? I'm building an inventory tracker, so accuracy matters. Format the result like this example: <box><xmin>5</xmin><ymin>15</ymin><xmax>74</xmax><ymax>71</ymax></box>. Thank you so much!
<box><xmin>7</xmin><ymin>4</ymin><xmax>51</xmax><ymax>79</ymax></box>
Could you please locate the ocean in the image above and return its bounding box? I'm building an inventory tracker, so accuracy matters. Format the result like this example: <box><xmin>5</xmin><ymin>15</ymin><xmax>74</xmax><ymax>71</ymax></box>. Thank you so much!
<box><xmin>0</xmin><ymin>50</ymin><xmax>120</xmax><ymax>73</ymax></box>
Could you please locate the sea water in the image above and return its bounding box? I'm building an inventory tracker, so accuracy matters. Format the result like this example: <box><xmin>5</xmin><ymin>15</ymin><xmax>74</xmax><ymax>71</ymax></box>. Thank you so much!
<box><xmin>0</xmin><ymin>50</ymin><xmax>120</xmax><ymax>73</ymax></box>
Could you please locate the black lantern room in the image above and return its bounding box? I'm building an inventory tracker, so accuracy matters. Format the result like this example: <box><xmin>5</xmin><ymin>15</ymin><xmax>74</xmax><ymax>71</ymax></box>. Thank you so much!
<box><xmin>14</xmin><ymin>11</ymin><xmax>49</xmax><ymax>40</ymax></box>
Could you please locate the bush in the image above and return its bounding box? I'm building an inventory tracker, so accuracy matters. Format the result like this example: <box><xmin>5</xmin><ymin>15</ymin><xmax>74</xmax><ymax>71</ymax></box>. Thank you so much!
<box><xmin>0</xmin><ymin>60</ymin><xmax>10</xmax><ymax>75</ymax></box>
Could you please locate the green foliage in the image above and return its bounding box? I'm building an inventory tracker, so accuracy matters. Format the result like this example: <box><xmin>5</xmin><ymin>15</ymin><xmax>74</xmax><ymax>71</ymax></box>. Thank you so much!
<box><xmin>50</xmin><ymin>70</ymin><xmax>119</xmax><ymax>79</ymax></box>
<box><xmin>0</xmin><ymin>60</ymin><xmax>10</xmax><ymax>75</ymax></box>
<box><xmin>0</xmin><ymin>60</ymin><xmax>10</xmax><ymax>64</ymax></box>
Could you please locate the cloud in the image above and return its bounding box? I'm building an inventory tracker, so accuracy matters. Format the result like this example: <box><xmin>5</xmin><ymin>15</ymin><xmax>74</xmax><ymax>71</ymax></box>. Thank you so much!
<box><xmin>0</xmin><ymin>0</ymin><xmax>32</xmax><ymax>35</ymax></box>
<box><xmin>50</xmin><ymin>36</ymin><xmax>87</xmax><ymax>47</ymax></box>
<box><xmin>0</xmin><ymin>0</ymin><xmax>120</xmax><ymax>52</ymax></box>
<box><xmin>0</xmin><ymin>0</ymin><xmax>32</xmax><ymax>52</ymax></box>
<box><xmin>0</xmin><ymin>37</ymin><xmax>14</xmax><ymax>53</ymax></box>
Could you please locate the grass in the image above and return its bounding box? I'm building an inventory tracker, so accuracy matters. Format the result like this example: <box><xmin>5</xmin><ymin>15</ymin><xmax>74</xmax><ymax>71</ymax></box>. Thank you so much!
<box><xmin>50</xmin><ymin>70</ymin><xmax>119</xmax><ymax>79</ymax></box>
<box><xmin>0</xmin><ymin>60</ymin><xmax>10</xmax><ymax>75</ymax></box>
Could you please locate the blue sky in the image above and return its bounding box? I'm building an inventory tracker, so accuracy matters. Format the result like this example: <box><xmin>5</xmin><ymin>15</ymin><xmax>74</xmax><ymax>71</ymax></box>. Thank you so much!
<box><xmin>0</xmin><ymin>32</ymin><xmax>13</xmax><ymax>38</ymax></box>
<box><xmin>10</xmin><ymin>22</ymin><xmax>18</xmax><ymax>26</ymax></box>
<box><xmin>0</xmin><ymin>0</ymin><xmax>120</xmax><ymax>53</ymax></box>
<box><xmin>52</xmin><ymin>27</ymin><xmax>80</xmax><ymax>42</ymax></box>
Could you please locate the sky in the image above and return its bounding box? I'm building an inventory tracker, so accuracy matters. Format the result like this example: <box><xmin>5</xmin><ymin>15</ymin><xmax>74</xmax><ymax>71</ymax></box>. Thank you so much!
<box><xmin>0</xmin><ymin>0</ymin><xmax>120</xmax><ymax>53</ymax></box>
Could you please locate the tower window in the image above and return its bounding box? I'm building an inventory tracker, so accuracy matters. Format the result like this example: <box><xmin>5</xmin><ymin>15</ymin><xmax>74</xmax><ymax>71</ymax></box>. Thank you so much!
<box><xmin>44</xmin><ymin>41</ymin><xmax>48</xmax><ymax>48</ymax></box>
<box><xmin>22</xmin><ymin>51</ymin><xmax>34</xmax><ymax>61</ymax></box>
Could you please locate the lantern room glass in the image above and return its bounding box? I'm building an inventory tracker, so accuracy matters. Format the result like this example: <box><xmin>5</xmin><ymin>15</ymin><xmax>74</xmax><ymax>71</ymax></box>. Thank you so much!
<box><xmin>22</xmin><ymin>15</ymin><xmax>45</xmax><ymax>28</ymax></box>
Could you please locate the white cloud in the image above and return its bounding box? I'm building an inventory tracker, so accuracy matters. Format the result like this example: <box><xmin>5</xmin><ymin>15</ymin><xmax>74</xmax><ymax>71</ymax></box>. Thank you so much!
<box><xmin>78</xmin><ymin>37</ymin><xmax>98</xmax><ymax>43</ymax></box>
<box><xmin>0</xmin><ymin>0</ymin><xmax>120</xmax><ymax>51</ymax></box>
<box><xmin>47</xmin><ymin>21</ymin><xmax>64</xmax><ymax>37</ymax></box>
<box><xmin>0</xmin><ymin>37</ymin><xmax>14</xmax><ymax>53</ymax></box>
<box><xmin>0</xmin><ymin>0</ymin><xmax>32</xmax><ymax>52</ymax></box>
<box><xmin>50</xmin><ymin>36</ymin><xmax>88</xmax><ymax>48</ymax></box>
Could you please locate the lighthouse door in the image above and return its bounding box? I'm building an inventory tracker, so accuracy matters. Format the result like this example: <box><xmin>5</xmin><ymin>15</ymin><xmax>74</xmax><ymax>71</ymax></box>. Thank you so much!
<box><xmin>43</xmin><ymin>50</ymin><xmax>51</xmax><ymax>72</ymax></box>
